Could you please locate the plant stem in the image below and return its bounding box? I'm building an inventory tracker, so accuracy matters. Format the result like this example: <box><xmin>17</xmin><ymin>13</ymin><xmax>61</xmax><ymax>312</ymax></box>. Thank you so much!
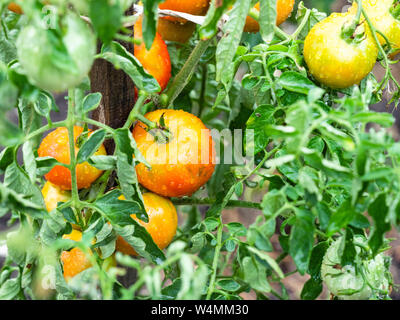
<box><xmin>123</xmin><ymin>93</ymin><xmax>149</xmax><ymax>129</ymax></box>
<box><xmin>206</xmin><ymin>222</ymin><xmax>223</xmax><ymax>300</ymax></box>
<box><xmin>66</xmin><ymin>89</ymin><xmax>80</xmax><ymax>209</ymax></box>
<box><xmin>22</xmin><ymin>121</ymin><xmax>67</xmax><ymax>144</ymax></box>
<box><xmin>291</xmin><ymin>9</ymin><xmax>311</xmax><ymax>40</ymax></box>
<box><xmin>361</xmin><ymin>7</ymin><xmax>400</xmax><ymax>92</ymax></box>
<box><xmin>165</xmin><ymin>38</ymin><xmax>212</xmax><ymax>108</ymax></box>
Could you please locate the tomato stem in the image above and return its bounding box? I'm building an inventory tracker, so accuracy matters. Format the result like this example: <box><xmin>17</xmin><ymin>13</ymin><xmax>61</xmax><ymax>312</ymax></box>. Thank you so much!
<box><xmin>66</xmin><ymin>89</ymin><xmax>82</xmax><ymax>215</ymax></box>
<box><xmin>360</xmin><ymin>7</ymin><xmax>400</xmax><ymax>92</ymax></box>
<box><xmin>206</xmin><ymin>221</ymin><xmax>223</xmax><ymax>300</ymax></box>
<box><xmin>123</xmin><ymin>93</ymin><xmax>149</xmax><ymax>129</ymax></box>
<box><xmin>291</xmin><ymin>8</ymin><xmax>311</xmax><ymax>40</ymax></box>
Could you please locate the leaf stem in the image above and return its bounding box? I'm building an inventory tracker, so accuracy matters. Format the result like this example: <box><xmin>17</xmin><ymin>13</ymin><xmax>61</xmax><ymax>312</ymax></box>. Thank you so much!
<box><xmin>206</xmin><ymin>222</ymin><xmax>223</xmax><ymax>300</ymax></box>
<box><xmin>66</xmin><ymin>89</ymin><xmax>80</xmax><ymax>210</ymax></box>
<box><xmin>165</xmin><ymin>39</ymin><xmax>212</xmax><ymax>108</ymax></box>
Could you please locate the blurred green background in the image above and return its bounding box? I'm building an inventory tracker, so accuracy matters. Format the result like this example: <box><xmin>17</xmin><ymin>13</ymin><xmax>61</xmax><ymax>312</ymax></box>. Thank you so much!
<box><xmin>303</xmin><ymin>0</ymin><xmax>337</xmax><ymax>13</ymax></box>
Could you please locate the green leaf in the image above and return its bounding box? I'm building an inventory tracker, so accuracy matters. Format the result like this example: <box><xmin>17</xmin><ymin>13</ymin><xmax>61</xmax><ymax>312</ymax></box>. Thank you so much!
<box><xmin>298</xmin><ymin>167</ymin><xmax>321</xmax><ymax>200</ymax></box>
<box><xmin>327</xmin><ymin>199</ymin><xmax>356</xmax><ymax>236</ymax></box>
<box><xmin>33</xmin><ymin>92</ymin><xmax>52</xmax><ymax>118</ymax></box>
<box><xmin>203</xmin><ymin>217</ymin><xmax>219</xmax><ymax>232</ymax></box>
<box><xmin>0</xmin><ymin>279</ymin><xmax>21</xmax><ymax>300</ymax></box>
<box><xmin>308</xmin><ymin>241</ymin><xmax>329</xmax><ymax>280</ymax></box>
<box><xmin>216</xmin><ymin>0</ymin><xmax>252</xmax><ymax>87</ymax></box>
<box><xmin>261</xmin><ymin>189</ymin><xmax>286</xmax><ymax>219</ymax></box>
<box><xmin>0</xmin><ymin>147</ymin><xmax>14</xmax><ymax>173</ymax></box>
<box><xmin>289</xmin><ymin>210</ymin><xmax>315</xmax><ymax>275</ymax></box>
<box><xmin>0</xmin><ymin>118</ymin><xmax>23</xmax><ymax>147</ymax></box>
<box><xmin>226</xmin><ymin>222</ymin><xmax>247</xmax><ymax>236</ymax></box>
<box><xmin>76</xmin><ymin>129</ymin><xmax>106</xmax><ymax>164</ymax></box>
<box><xmin>113</xmin><ymin>128</ymin><xmax>147</xmax><ymax>207</ymax></box>
<box><xmin>276</xmin><ymin>71</ymin><xmax>318</xmax><ymax>95</ymax></box>
<box><xmin>300</xmin><ymin>278</ymin><xmax>323</xmax><ymax>300</ymax></box>
<box><xmin>351</xmin><ymin>112</ymin><xmax>394</xmax><ymax>127</ymax></box>
<box><xmin>217</xmin><ymin>279</ymin><xmax>241</xmax><ymax>292</ymax></box>
<box><xmin>248</xmin><ymin>246</ymin><xmax>284</xmax><ymax>279</ymax></box>
<box><xmin>246</xmin><ymin>104</ymin><xmax>275</xmax><ymax>154</ymax></box>
<box><xmin>368</xmin><ymin>194</ymin><xmax>391</xmax><ymax>256</ymax></box>
<box><xmin>89</xmin><ymin>0</ymin><xmax>122</xmax><ymax>44</ymax></box>
<box><xmin>142</xmin><ymin>0</ymin><xmax>164</xmax><ymax>50</ymax></box>
<box><xmin>88</xmin><ymin>155</ymin><xmax>117</xmax><ymax>171</ymax></box>
<box><xmin>199</xmin><ymin>0</ymin><xmax>235</xmax><ymax>40</ymax></box>
<box><xmin>94</xmin><ymin>190</ymin><xmax>165</xmax><ymax>265</ymax></box>
<box><xmin>36</xmin><ymin>157</ymin><xmax>60</xmax><ymax>176</ymax></box>
<box><xmin>242</xmin><ymin>256</ymin><xmax>271</xmax><ymax>293</ymax></box>
<box><xmin>94</xmin><ymin>189</ymin><xmax>147</xmax><ymax>224</ymax></box>
<box><xmin>361</xmin><ymin>167</ymin><xmax>393</xmax><ymax>182</ymax></box>
<box><xmin>82</xmin><ymin>92</ymin><xmax>102</xmax><ymax>114</ymax></box>
<box><xmin>341</xmin><ymin>229</ymin><xmax>356</xmax><ymax>267</ymax></box>
<box><xmin>258</xmin><ymin>0</ymin><xmax>277</xmax><ymax>44</ymax></box>
<box><xmin>99</xmin><ymin>42</ymin><xmax>160</xmax><ymax>93</ymax></box>
<box><xmin>4</xmin><ymin>162</ymin><xmax>45</xmax><ymax>216</ymax></box>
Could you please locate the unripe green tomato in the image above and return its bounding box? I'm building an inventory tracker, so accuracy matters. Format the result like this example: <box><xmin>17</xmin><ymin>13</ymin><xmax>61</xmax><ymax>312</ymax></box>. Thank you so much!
<box><xmin>321</xmin><ymin>235</ymin><xmax>391</xmax><ymax>300</ymax></box>
<box><xmin>16</xmin><ymin>12</ymin><xmax>96</xmax><ymax>93</ymax></box>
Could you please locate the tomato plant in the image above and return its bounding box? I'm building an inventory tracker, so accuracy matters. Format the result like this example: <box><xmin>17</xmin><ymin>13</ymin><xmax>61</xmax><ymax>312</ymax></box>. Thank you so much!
<box><xmin>0</xmin><ymin>0</ymin><xmax>399</xmax><ymax>301</ymax></box>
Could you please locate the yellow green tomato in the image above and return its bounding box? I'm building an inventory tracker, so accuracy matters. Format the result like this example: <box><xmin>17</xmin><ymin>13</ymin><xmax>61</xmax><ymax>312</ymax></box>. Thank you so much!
<box><xmin>303</xmin><ymin>12</ymin><xmax>378</xmax><ymax>89</ymax></box>
<box><xmin>349</xmin><ymin>0</ymin><xmax>400</xmax><ymax>57</ymax></box>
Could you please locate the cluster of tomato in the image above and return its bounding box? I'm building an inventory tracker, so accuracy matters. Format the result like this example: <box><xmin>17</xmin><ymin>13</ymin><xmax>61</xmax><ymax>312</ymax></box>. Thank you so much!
<box><xmin>7</xmin><ymin>0</ymin><xmax>296</xmax><ymax>281</ymax></box>
<box><xmin>304</xmin><ymin>0</ymin><xmax>400</xmax><ymax>89</ymax></box>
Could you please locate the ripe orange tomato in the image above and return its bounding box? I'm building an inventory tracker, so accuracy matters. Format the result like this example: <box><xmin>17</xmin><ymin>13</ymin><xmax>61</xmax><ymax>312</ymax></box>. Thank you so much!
<box><xmin>38</xmin><ymin>126</ymin><xmax>107</xmax><ymax>190</ymax></box>
<box><xmin>159</xmin><ymin>0</ymin><xmax>210</xmax><ymax>23</ymax></box>
<box><xmin>132</xmin><ymin>109</ymin><xmax>215</xmax><ymax>198</ymax></box>
<box><xmin>8</xmin><ymin>2</ymin><xmax>23</xmax><ymax>14</ymax></box>
<box><xmin>349</xmin><ymin>0</ymin><xmax>400</xmax><ymax>57</ymax></box>
<box><xmin>134</xmin><ymin>17</ymin><xmax>172</xmax><ymax>92</ymax></box>
<box><xmin>61</xmin><ymin>230</ymin><xmax>92</xmax><ymax>281</ymax></box>
<box><xmin>244</xmin><ymin>0</ymin><xmax>295</xmax><ymax>33</ymax></box>
<box><xmin>116</xmin><ymin>193</ymin><xmax>178</xmax><ymax>256</ymax></box>
<box><xmin>41</xmin><ymin>181</ymin><xmax>71</xmax><ymax>212</ymax></box>
<box><xmin>157</xmin><ymin>18</ymin><xmax>197</xmax><ymax>43</ymax></box>
<box><xmin>303</xmin><ymin>12</ymin><xmax>378</xmax><ymax>89</ymax></box>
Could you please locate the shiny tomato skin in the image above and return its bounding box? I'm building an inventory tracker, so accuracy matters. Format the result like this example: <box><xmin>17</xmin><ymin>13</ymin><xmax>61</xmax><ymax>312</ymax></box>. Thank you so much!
<box><xmin>133</xmin><ymin>109</ymin><xmax>215</xmax><ymax>198</ymax></box>
<box><xmin>244</xmin><ymin>0</ymin><xmax>295</xmax><ymax>33</ymax></box>
<box><xmin>41</xmin><ymin>181</ymin><xmax>71</xmax><ymax>212</ymax></box>
<box><xmin>116</xmin><ymin>193</ymin><xmax>178</xmax><ymax>256</ymax></box>
<box><xmin>303</xmin><ymin>12</ymin><xmax>378</xmax><ymax>89</ymax></box>
<box><xmin>134</xmin><ymin>17</ymin><xmax>172</xmax><ymax>92</ymax></box>
<box><xmin>38</xmin><ymin>126</ymin><xmax>107</xmax><ymax>191</ymax></box>
<box><xmin>159</xmin><ymin>0</ymin><xmax>210</xmax><ymax>23</ymax></box>
<box><xmin>60</xmin><ymin>230</ymin><xmax>92</xmax><ymax>281</ymax></box>
<box><xmin>157</xmin><ymin>18</ymin><xmax>197</xmax><ymax>43</ymax></box>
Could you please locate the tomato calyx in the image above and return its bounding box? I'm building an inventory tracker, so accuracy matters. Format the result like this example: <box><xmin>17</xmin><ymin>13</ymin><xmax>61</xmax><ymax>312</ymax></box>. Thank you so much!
<box><xmin>341</xmin><ymin>20</ymin><xmax>368</xmax><ymax>45</ymax></box>
<box><xmin>141</xmin><ymin>113</ymin><xmax>173</xmax><ymax>144</ymax></box>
